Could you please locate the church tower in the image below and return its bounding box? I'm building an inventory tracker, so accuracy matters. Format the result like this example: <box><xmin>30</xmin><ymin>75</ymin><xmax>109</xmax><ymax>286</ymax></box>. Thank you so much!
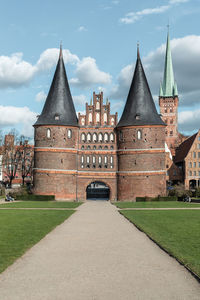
<box><xmin>159</xmin><ymin>31</ymin><xmax>179</xmax><ymax>155</ymax></box>
<box><xmin>116</xmin><ymin>47</ymin><xmax>166</xmax><ymax>201</ymax></box>
<box><xmin>33</xmin><ymin>46</ymin><xmax>79</xmax><ymax>200</ymax></box>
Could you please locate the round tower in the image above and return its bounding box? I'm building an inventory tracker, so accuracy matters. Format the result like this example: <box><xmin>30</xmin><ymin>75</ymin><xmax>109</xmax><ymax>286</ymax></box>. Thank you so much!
<box><xmin>33</xmin><ymin>46</ymin><xmax>79</xmax><ymax>200</ymax></box>
<box><xmin>116</xmin><ymin>48</ymin><xmax>166</xmax><ymax>201</ymax></box>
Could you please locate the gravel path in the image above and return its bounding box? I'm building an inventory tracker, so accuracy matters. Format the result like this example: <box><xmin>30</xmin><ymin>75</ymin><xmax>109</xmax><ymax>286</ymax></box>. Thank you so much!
<box><xmin>0</xmin><ymin>201</ymin><xmax>200</xmax><ymax>300</ymax></box>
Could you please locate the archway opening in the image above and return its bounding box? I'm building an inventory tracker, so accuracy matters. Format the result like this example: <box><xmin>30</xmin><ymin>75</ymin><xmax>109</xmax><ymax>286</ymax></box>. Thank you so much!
<box><xmin>86</xmin><ymin>181</ymin><xmax>110</xmax><ymax>200</ymax></box>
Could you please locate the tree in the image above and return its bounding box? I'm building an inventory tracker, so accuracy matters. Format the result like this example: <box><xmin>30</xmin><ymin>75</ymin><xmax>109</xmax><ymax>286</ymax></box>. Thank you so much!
<box><xmin>2</xmin><ymin>132</ymin><xmax>21</xmax><ymax>187</ymax></box>
<box><xmin>19</xmin><ymin>137</ymin><xmax>34</xmax><ymax>186</ymax></box>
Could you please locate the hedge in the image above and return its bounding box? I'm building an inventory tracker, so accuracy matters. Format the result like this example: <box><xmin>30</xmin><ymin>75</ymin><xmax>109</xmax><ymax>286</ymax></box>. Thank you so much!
<box><xmin>15</xmin><ymin>194</ymin><xmax>55</xmax><ymax>201</ymax></box>
<box><xmin>136</xmin><ymin>196</ymin><xmax>177</xmax><ymax>202</ymax></box>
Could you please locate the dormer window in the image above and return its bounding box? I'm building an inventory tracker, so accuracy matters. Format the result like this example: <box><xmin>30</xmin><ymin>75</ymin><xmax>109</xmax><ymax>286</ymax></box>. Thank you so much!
<box><xmin>54</xmin><ymin>114</ymin><xmax>60</xmax><ymax>121</ymax></box>
<box><xmin>135</xmin><ymin>113</ymin><xmax>140</xmax><ymax>120</ymax></box>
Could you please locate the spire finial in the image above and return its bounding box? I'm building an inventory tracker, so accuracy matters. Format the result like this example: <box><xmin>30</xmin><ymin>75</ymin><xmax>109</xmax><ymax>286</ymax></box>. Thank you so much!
<box><xmin>137</xmin><ymin>41</ymin><xmax>140</xmax><ymax>59</ymax></box>
<box><xmin>59</xmin><ymin>41</ymin><xmax>63</xmax><ymax>58</ymax></box>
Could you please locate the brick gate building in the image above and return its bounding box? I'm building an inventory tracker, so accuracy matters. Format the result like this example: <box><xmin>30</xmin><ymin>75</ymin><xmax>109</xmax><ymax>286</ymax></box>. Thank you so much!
<box><xmin>33</xmin><ymin>46</ymin><xmax>166</xmax><ymax>201</ymax></box>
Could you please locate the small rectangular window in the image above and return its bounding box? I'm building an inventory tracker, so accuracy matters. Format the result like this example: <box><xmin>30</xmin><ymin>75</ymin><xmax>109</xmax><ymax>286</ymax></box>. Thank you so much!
<box><xmin>194</xmin><ymin>162</ymin><xmax>196</xmax><ymax>167</ymax></box>
<box><xmin>194</xmin><ymin>171</ymin><xmax>196</xmax><ymax>176</ymax></box>
<box><xmin>193</xmin><ymin>152</ymin><xmax>196</xmax><ymax>158</ymax></box>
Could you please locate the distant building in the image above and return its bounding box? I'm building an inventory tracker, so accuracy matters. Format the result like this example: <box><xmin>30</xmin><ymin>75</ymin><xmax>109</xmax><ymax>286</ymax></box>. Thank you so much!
<box><xmin>33</xmin><ymin>46</ymin><xmax>166</xmax><ymax>201</ymax></box>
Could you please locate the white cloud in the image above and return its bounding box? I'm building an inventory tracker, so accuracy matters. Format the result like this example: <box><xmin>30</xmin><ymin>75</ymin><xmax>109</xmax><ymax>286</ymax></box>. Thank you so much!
<box><xmin>0</xmin><ymin>53</ymin><xmax>37</xmax><ymax>88</ymax></box>
<box><xmin>144</xmin><ymin>35</ymin><xmax>200</xmax><ymax>106</ymax></box>
<box><xmin>73</xmin><ymin>94</ymin><xmax>87</xmax><ymax>106</ymax></box>
<box><xmin>110</xmin><ymin>63</ymin><xmax>133</xmax><ymax>99</ymax></box>
<box><xmin>70</xmin><ymin>57</ymin><xmax>112</xmax><ymax>88</ymax></box>
<box><xmin>77</xmin><ymin>26</ymin><xmax>87</xmax><ymax>32</ymax></box>
<box><xmin>36</xmin><ymin>48</ymin><xmax>79</xmax><ymax>72</ymax></box>
<box><xmin>0</xmin><ymin>106</ymin><xmax>37</xmax><ymax>137</ymax></box>
<box><xmin>169</xmin><ymin>0</ymin><xmax>189</xmax><ymax>4</ymax></box>
<box><xmin>178</xmin><ymin>109</ymin><xmax>200</xmax><ymax>133</ymax></box>
<box><xmin>0</xmin><ymin>48</ymin><xmax>111</xmax><ymax>90</ymax></box>
<box><xmin>110</xmin><ymin>35</ymin><xmax>200</xmax><ymax>108</ymax></box>
<box><xmin>120</xmin><ymin>5</ymin><xmax>169</xmax><ymax>24</ymax></box>
<box><xmin>120</xmin><ymin>0</ymin><xmax>189</xmax><ymax>24</ymax></box>
<box><xmin>35</xmin><ymin>91</ymin><xmax>47</xmax><ymax>102</ymax></box>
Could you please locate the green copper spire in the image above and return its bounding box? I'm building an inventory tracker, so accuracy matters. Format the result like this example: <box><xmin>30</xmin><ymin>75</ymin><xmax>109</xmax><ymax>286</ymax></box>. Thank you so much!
<box><xmin>160</xmin><ymin>31</ymin><xmax>178</xmax><ymax>97</ymax></box>
<box><xmin>159</xmin><ymin>83</ymin><xmax>163</xmax><ymax>97</ymax></box>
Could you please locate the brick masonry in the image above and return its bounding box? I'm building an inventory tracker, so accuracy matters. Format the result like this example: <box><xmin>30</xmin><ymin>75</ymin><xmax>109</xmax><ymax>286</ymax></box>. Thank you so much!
<box><xmin>33</xmin><ymin>92</ymin><xmax>166</xmax><ymax>201</ymax></box>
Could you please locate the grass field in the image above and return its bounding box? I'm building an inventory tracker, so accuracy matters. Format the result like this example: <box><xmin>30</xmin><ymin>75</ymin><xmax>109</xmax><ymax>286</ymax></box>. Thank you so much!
<box><xmin>120</xmin><ymin>209</ymin><xmax>200</xmax><ymax>277</ymax></box>
<box><xmin>114</xmin><ymin>201</ymin><xmax>200</xmax><ymax>209</ymax></box>
<box><xmin>0</xmin><ymin>209</ymin><xmax>74</xmax><ymax>273</ymax></box>
<box><xmin>0</xmin><ymin>201</ymin><xmax>82</xmax><ymax>209</ymax></box>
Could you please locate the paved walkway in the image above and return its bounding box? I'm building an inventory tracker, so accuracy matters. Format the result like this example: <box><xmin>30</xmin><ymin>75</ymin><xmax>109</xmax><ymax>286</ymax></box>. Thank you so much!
<box><xmin>0</xmin><ymin>201</ymin><xmax>200</xmax><ymax>300</ymax></box>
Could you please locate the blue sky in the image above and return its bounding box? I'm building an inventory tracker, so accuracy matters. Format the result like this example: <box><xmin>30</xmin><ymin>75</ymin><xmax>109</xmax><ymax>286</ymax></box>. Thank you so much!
<box><xmin>0</xmin><ymin>0</ymin><xmax>200</xmax><ymax>138</ymax></box>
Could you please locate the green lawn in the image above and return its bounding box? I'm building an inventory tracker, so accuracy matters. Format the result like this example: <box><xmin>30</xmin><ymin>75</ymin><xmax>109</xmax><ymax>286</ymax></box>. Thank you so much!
<box><xmin>114</xmin><ymin>201</ymin><xmax>200</xmax><ymax>209</ymax></box>
<box><xmin>0</xmin><ymin>201</ymin><xmax>82</xmax><ymax>209</ymax></box>
<box><xmin>120</xmin><ymin>209</ymin><xmax>200</xmax><ymax>277</ymax></box>
<box><xmin>0</xmin><ymin>209</ymin><xmax>74</xmax><ymax>273</ymax></box>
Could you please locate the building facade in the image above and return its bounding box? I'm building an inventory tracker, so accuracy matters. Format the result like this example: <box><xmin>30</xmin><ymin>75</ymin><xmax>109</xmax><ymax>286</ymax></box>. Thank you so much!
<box><xmin>33</xmin><ymin>46</ymin><xmax>166</xmax><ymax>201</ymax></box>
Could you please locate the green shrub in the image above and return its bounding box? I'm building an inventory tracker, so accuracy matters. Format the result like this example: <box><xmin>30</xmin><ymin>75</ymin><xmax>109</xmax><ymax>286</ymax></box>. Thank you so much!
<box><xmin>136</xmin><ymin>196</ymin><xmax>178</xmax><ymax>202</ymax></box>
<box><xmin>136</xmin><ymin>197</ymin><xmax>146</xmax><ymax>202</ymax></box>
<box><xmin>15</xmin><ymin>194</ymin><xmax>55</xmax><ymax>201</ymax></box>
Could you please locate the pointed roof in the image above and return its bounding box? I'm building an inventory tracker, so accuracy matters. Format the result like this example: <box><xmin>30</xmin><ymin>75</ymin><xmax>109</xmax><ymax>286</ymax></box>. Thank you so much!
<box><xmin>174</xmin><ymin>132</ymin><xmax>198</xmax><ymax>163</ymax></box>
<box><xmin>34</xmin><ymin>45</ymin><xmax>78</xmax><ymax>127</ymax></box>
<box><xmin>160</xmin><ymin>31</ymin><xmax>178</xmax><ymax>97</ymax></box>
<box><xmin>116</xmin><ymin>47</ymin><xmax>165</xmax><ymax>128</ymax></box>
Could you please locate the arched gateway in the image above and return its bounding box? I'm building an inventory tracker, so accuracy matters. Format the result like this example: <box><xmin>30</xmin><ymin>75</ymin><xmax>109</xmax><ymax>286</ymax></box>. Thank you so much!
<box><xmin>86</xmin><ymin>181</ymin><xmax>110</xmax><ymax>200</ymax></box>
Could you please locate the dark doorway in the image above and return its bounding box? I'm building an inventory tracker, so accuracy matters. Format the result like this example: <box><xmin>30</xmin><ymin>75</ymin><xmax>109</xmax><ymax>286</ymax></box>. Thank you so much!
<box><xmin>86</xmin><ymin>181</ymin><xmax>110</xmax><ymax>200</ymax></box>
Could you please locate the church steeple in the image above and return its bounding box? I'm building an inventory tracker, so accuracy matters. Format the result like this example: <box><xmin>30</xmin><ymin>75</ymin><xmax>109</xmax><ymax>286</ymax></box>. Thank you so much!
<box><xmin>34</xmin><ymin>46</ymin><xmax>78</xmax><ymax>127</ymax></box>
<box><xmin>160</xmin><ymin>31</ymin><xmax>178</xmax><ymax>97</ymax></box>
<box><xmin>117</xmin><ymin>46</ymin><xmax>164</xmax><ymax>128</ymax></box>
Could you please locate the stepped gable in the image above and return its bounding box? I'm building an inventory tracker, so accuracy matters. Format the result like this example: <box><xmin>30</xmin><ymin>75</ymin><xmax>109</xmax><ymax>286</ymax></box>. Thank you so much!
<box><xmin>116</xmin><ymin>47</ymin><xmax>165</xmax><ymax>128</ymax></box>
<box><xmin>34</xmin><ymin>46</ymin><xmax>78</xmax><ymax>127</ymax></box>
<box><xmin>174</xmin><ymin>133</ymin><xmax>198</xmax><ymax>163</ymax></box>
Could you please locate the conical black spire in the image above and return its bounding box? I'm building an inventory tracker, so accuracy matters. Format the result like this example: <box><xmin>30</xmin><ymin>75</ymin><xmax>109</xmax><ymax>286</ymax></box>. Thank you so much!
<box><xmin>34</xmin><ymin>46</ymin><xmax>78</xmax><ymax>127</ymax></box>
<box><xmin>116</xmin><ymin>48</ymin><xmax>164</xmax><ymax>128</ymax></box>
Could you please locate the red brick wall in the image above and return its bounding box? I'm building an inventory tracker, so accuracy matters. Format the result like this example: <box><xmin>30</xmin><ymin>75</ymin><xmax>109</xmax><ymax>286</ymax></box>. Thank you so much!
<box><xmin>117</xmin><ymin>125</ymin><xmax>166</xmax><ymax>201</ymax></box>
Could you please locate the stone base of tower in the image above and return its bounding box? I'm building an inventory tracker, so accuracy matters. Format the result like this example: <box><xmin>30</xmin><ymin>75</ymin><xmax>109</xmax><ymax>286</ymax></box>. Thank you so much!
<box><xmin>33</xmin><ymin>171</ymin><xmax>77</xmax><ymax>201</ymax></box>
<box><xmin>117</xmin><ymin>174</ymin><xmax>166</xmax><ymax>201</ymax></box>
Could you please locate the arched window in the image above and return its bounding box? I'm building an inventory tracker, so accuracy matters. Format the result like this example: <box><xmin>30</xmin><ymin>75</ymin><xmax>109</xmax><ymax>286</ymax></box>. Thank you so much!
<box><xmin>98</xmin><ymin>156</ymin><xmax>102</xmax><ymax>164</ymax></box>
<box><xmin>89</xmin><ymin>113</ymin><xmax>92</xmax><ymax>123</ymax></box>
<box><xmin>110</xmin><ymin>133</ymin><xmax>114</xmax><ymax>142</ymax></box>
<box><xmin>104</xmin><ymin>133</ymin><xmax>109</xmax><ymax>142</ymax></box>
<box><xmin>93</xmin><ymin>133</ymin><xmax>97</xmax><ymax>142</ymax></box>
<box><xmin>87</xmin><ymin>133</ymin><xmax>92</xmax><ymax>142</ymax></box>
<box><xmin>170</xmin><ymin>131</ymin><xmax>173</xmax><ymax>136</ymax></box>
<box><xmin>96</xmin><ymin>101</ymin><xmax>100</xmax><ymax>109</ymax></box>
<box><xmin>110</xmin><ymin>156</ymin><xmax>113</xmax><ymax>164</ymax></box>
<box><xmin>104</xmin><ymin>113</ymin><xmax>107</xmax><ymax>123</ymax></box>
<box><xmin>170</xmin><ymin>108</ymin><xmax>173</xmax><ymax>113</ymax></box>
<box><xmin>93</xmin><ymin>146</ymin><xmax>96</xmax><ymax>149</ymax></box>
<box><xmin>111</xmin><ymin>117</ymin><xmax>114</xmax><ymax>126</ymax></box>
<box><xmin>165</xmin><ymin>108</ymin><xmax>167</xmax><ymax>113</ymax></box>
<box><xmin>92</xmin><ymin>156</ymin><xmax>96</xmax><ymax>164</ymax></box>
<box><xmin>99</xmin><ymin>133</ymin><xmax>103</xmax><ymax>142</ymax></box>
<box><xmin>96</xmin><ymin>113</ymin><xmax>100</xmax><ymax>123</ymax></box>
<box><xmin>104</xmin><ymin>156</ymin><xmax>108</xmax><ymax>164</ymax></box>
<box><xmin>67</xmin><ymin>129</ymin><xmax>72</xmax><ymax>139</ymax></box>
<box><xmin>170</xmin><ymin>119</ymin><xmax>173</xmax><ymax>124</ymax></box>
<box><xmin>104</xmin><ymin>146</ymin><xmax>108</xmax><ymax>150</ymax></box>
<box><xmin>81</xmin><ymin>118</ymin><xmax>85</xmax><ymax>125</ymax></box>
<box><xmin>81</xmin><ymin>156</ymin><xmax>84</xmax><ymax>163</ymax></box>
<box><xmin>81</xmin><ymin>133</ymin><xmax>86</xmax><ymax>142</ymax></box>
<box><xmin>81</xmin><ymin>145</ymin><xmax>84</xmax><ymax>149</ymax></box>
<box><xmin>137</xmin><ymin>130</ymin><xmax>142</xmax><ymax>140</ymax></box>
<box><xmin>47</xmin><ymin>128</ymin><xmax>51</xmax><ymax>138</ymax></box>
<box><xmin>86</xmin><ymin>156</ymin><xmax>90</xmax><ymax>164</ymax></box>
